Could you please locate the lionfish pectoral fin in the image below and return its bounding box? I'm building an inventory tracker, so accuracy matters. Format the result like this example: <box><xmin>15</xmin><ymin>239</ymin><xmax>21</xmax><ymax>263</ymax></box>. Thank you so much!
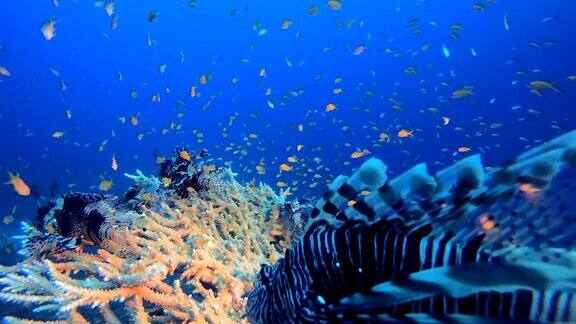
<box><xmin>490</xmin><ymin>130</ymin><xmax>576</xmax><ymax>189</ymax></box>
<box><xmin>336</xmin><ymin>260</ymin><xmax>576</xmax><ymax>312</ymax></box>
<box><xmin>306</xmin><ymin>153</ymin><xmax>490</xmax><ymax>231</ymax></box>
<box><xmin>515</xmin><ymin>130</ymin><xmax>576</xmax><ymax>163</ymax></box>
<box><xmin>306</xmin><ymin>158</ymin><xmax>389</xmax><ymax>230</ymax></box>
<box><xmin>377</xmin><ymin>313</ymin><xmax>509</xmax><ymax>323</ymax></box>
<box><xmin>434</xmin><ymin>155</ymin><xmax>485</xmax><ymax>199</ymax></box>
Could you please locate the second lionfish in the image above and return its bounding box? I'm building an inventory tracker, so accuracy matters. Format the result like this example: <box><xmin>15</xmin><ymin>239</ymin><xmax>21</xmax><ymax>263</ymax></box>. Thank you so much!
<box><xmin>247</xmin><ymin>130</ymin><xmax>576</xmax><ymax>323</ymax></box>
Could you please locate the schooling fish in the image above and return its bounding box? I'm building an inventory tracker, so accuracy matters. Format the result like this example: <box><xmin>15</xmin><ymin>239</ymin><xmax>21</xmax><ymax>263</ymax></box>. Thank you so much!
<box><xmin>247</xmin><ymin>130</ymin><xmax>576</xmax><ymax>323</ymax></box>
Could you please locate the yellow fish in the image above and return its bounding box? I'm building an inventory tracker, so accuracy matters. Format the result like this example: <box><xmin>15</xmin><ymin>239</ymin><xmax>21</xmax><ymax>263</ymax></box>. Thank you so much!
<box><xmin>327</xmin><ymin>0</ymin><xmax>342</xmax><ymax>10</ymax></box>
<box><xmin>351</xmin><ymin>149</ymin><xmax>370</xmax><ymax>159</ymax></box>
<box><xmin>104</xmin><ymin>2</ymin><xmax>115</xmax><ymax>16</ymax></box>
<box><xmin>451</xmin><ymin>87</ymin><xmax>474</xmax><ymax>98</ymax></box>
<box><xmin>528</xmin><ymin>81</ymin><xmax>561</xmax><ymax>95</ymax></box>
<box><xmin>41</xmin><ymin>18</ymin><xmax>56</xmax><ymax>40</ymax></box>
<box><xmin>98</xmin><ymin>179</ymin><xmax>113</xmax><ymax>191</ymax></box>
<box><xmin>279</xmin><ymin>163</ymin><xmax>293</xmax><ymax>172</ymax></box>
<box><xmin>162</xmin><ymin>177</ymin><xmax>172</xmax><ymax>187</ymax></box>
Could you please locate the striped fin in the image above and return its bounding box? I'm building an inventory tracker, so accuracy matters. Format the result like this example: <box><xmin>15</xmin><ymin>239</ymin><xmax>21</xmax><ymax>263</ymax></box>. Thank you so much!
<box><xmin>306</xmin><ymin>153</ymin><xmax>488</xmax><ymax>230</ymax></box>
<box><xmin>514</xmin><ymin>130</ymin><xmax>576</xmax><ymax>163</ymax></box>
<box><xmin>331</xmin><ymin>260</ymin><xmax>576</xmax><ymax>322</ymax></box>
<box><xmin>307</xmin><ymin>130</ymin><xmax>576</xmax><ymax>235</ymax></box>
<box><xmin>356</xmin><ymin>314</ymin><xmax>510</xmax><ymax>323</ymax></box>
<box><xmin>490</xmin><ymin>130</ymin><xmax>576</xmax><ymax>192</ymax></box>
<box><xmin>364</xmin><ymin>163</ymin><xmax>437</xmax><ymax>220</ymax></box>
<box><xmin>434</xmin><ymin>155</ymin><xmax>486</xmax><ymax>201</ymax></box>
<box><xmin>306</xmin><ymin>158</ymin><xmax>387</xmax><ymax>230</ymax></box>
<box><xmin>337</xmin><ymin>261</ymin><xmax>576</xmax><ymax>308</ymax></box>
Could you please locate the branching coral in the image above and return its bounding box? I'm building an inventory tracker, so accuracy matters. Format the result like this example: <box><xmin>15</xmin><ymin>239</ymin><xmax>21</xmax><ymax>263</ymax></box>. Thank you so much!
<box><xmin>0</xmin><ymin>168</ymin><xmax>289</xmax><ymax>323</ymax></box>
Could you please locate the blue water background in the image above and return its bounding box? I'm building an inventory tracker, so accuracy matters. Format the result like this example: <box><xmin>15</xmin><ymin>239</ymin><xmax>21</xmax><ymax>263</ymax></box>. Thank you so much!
<box><xmin>0</xmin><ymin>0</ymin><xmax>575</xmax><ymax>259</ymax></box>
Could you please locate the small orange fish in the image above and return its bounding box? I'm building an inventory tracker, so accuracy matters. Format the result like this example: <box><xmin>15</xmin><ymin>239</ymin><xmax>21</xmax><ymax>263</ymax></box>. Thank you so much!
<box><xmin>478</xmin><ymin>214</ymin><xmax>495</xmax><ymax>231</ymax></box>
<box><xmin>5</xmin><ymin>172</ymin><xmax>30</xmax><ymax>196</ymax></box>
<box><xmin>351</xmin><ymin>149</ymin><xmax>369</xmax><ymax>159</ymax></box>
<box><xmin>457</xmin><ymin>146</ymin><xmax>472</xmax><ymax>153</ymax></box>
<box><xmin>111</xmin><ymin>155</ymin><xmax>119</xmax><ymax>171</ymax></box>
<box><xmin>325</xmin><ymin>103</ymin><xmax>336</xmax><ymax>112</ymax></box>
<box><xmin>279</xmin><ymin>163</ymin><xmax>293</xmax><ymax>172</ymax></box>
<box><xmin>519</xmin><ymin>183</ymin><xmax>541</xmax><ymax>195</ymax></box>
<box><xmin>397</xmin><ymin>129</ymin><xmax>413</xmax><ymax>138</ymax></box>
<box><xmin>179</xmin><ymin>150</ymin><xmax>191</xmax><ymax>161</ymax></box>
<box><xmin>281</xmin><ymin>19</ymin><xmax>293</xmax><ymax>29</ymax></box>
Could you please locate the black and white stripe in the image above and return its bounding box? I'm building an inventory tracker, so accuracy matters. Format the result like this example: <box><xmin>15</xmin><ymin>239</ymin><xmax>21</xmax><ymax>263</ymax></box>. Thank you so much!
<box><xmin>247</xmin><ymin>130</ymin><xmax>576</xmax><ymax>323</ymax></box>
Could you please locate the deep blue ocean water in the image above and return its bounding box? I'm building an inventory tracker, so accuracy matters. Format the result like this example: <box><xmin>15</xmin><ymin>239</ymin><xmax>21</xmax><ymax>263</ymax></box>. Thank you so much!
<box><xmin>0</xmin><ymin>0</ymin><xmax>575</xmax><ymax>262</ymax></box>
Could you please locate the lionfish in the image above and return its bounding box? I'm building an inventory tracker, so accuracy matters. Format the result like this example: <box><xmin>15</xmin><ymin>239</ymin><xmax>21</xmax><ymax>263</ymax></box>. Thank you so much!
<box><xmin>18</xmin><ymin>191</ymin><xmax>144</xmax><ymax>258</ymax></box>
<box><xmin>158</xmin><ymin>147</ymin><xmax>233</xmax><ymax>199</ymax></box>
<box><xmin>247</xmin><ymin>131</ymin><xmax>576</xmax><ymax>323</ymax></box>
<box><xmin>19</xmin><ymin>148</ymin><xmax>233</xmax><ymax>258</ymax></box>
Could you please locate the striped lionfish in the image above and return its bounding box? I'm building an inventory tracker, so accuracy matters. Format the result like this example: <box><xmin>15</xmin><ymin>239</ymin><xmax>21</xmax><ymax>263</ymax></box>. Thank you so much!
<box><xmin>18</xmin><ymin>148</ymin><xmax>236</xmax><ymax>258</ymax></box>
<box><xmin>247</xmin><ymin>131</ymin><xmax>576</xmax><ymax>323</ymax></box>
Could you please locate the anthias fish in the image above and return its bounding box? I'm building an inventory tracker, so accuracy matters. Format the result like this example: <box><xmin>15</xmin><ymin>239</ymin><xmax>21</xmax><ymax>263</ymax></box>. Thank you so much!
<box><xmin>247</xmin><ymin>130</ymin><xmax>576</xmax><ymax>323</ymax></box>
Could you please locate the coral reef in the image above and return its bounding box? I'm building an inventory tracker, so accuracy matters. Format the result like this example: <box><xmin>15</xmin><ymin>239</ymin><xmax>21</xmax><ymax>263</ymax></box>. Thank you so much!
<box><xmin>6</xmin><ymin>130</ymin><xmax>575</xmax><ymax>323</ymax></box>
<box><xmin>0</xmin><ymin>150</ymin><xmax>303</xmax><ymax>323</ymax></box>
